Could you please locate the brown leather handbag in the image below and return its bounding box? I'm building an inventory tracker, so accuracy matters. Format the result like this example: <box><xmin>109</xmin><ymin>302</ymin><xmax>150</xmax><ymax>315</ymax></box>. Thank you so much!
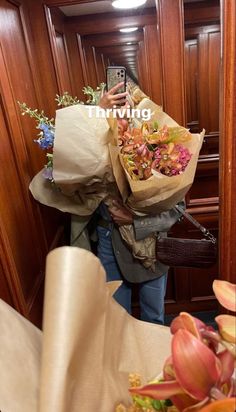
<box><xmin>156</xmin><ymin>205</ymin><xmax>218</xmax><ymax>268</ymax></box>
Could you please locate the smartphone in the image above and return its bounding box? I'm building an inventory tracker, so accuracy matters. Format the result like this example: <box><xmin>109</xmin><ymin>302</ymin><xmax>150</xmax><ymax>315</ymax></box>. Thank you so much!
<box><xmin>106</xmin><ymin>66</ymin><xmax>127</xmax><ymax>94</ymax></box>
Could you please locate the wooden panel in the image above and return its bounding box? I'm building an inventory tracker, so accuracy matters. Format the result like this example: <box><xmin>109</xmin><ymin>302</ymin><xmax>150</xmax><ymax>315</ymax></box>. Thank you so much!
<box><xmin>96</xmin><ymin>44</ymin><xmax>139</xmax><ymax>55</ymax></box>
<box><xmin>185</xmin><ymin>22</ymin><xmax>220</xmax><ymax>152</ymax></box>
<box><xmin>55</xmin><ymin>30</ymin><xmax>73</xmax><ymax>93</ymax></box>
<box><xmin>0</xmin><ymin>90</ymin><xmax>39</xmax><ymax>312</ymax></box>
<box><xmin>83</xmin><ymin>31</ymin><xmax>143</xmax><ymax>48</ymax></box>
<box><xmin>136</xmin><ymin>47</ymin><xmax>143</xmax><ymax>90</ymax></box>
<box><xmin>187</xmin><ymin>156</ymin><xmax>219</xmax><ymax>201</ymax></box>
<box><xmin>0</xmin><ymin>0</ymin><xmax>66</xmax><ymax>326</ymax></box>
<box><xmin>156</xmin><ymin>0</ymin><xmax>186</xmax><ymax>125</ymax></box>
<box><xmin>45</xmin><ymin>0</ymin><xmax>105</xmax><ymax>5</ymax></box>
<box><xmin>198</xmin><ymin>29</ymin><xmax>220</xmax><ymax>134</ymax></box>
<box><xmin>137</xmin><ymin>41</ymin><xmax>147</xmax><ymax>93</ymax></box>
<box><xmin>76</xmin><ymin>34</ymin><xmax>88</xmax><ymax>89</ymax></box>
<box><xmin>45</xmin><ymin>7</ymin><xmax>73</xmax><ymax>94</ymax></box>
<box><xmin>0</xmin><ymin>256</ymin><xmax>13</xmax><ymax>307</ymax></box>
<box><xmin>82</xmin><ymin>44</ymin><xmax>98</xmax><ymax>88</ymax></box>
<box><xmin>143</xmin><ymin>24</ymin><xmax>163</xmax><ymax>105</ymax></box>
<box><xmin>208</xmin><ymin>31</ymin><xmax>220</xmax><ymax>133</ymax></box>
<box><xmin>24</xmin><ymin>1</ymin><xmax>59</xmax><ymax>114</ymax></box>
<box><xmin>185</xmin><ymin>39</ymin><xmax>199</xmax><ymax>131</ymax></box>
<box><xmin>66</xmin><ymin>9</ymin><xmax>156</xmax><ymax>36</ymax></box>
<box><xmin>184</xmin><ymin>0</ymin><xmax>220</xmax><ymax>26</ymax></box>
<box><xmin>219</xmin><ymin>0</ymin><xmax>236</xmax><ymax>283</ymax></box>
<box><xmin>94</xmin><ymin>50</ymin><xmax>105</xmax><ymax>84</ymax></box>
<box><xmin>62</xmin><ymin>31</ymin><xmax>86</xmax><ymax>100</ymax></box>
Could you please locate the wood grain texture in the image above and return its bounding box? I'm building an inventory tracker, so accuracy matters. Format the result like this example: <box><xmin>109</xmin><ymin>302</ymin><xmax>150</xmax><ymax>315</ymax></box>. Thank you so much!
<box><xmin>143</xmin><ymin>24</ymin><xmax>163</xmax><ymax>106</ymax></box>
<box><xmin>47</xmin><ymin>6</ymin><xmax>74</xmax><ymax>94</ymax></box>
<box><xmin>45</xmin><ymin>0</ymin><xmax>104</xmax><ymax>5</ymax></box>
<box><xmin>82</xmin><ymin>44</ymin><xmax>98</xmax><ymax>88</ymax></box>
<box><xmin>156</xmin><ymin>0</ymin><xmax>186</xmax><ymax>125</ymax></box>
<box><xmin>66</xmin><ymin>9</ymin><xmax>156</xmax><ymax>36</ymax></box>
<box><xmin>0</xmin><ymin>0</ymin><xmax>67</xmax><ymax>326</ymax></box>
<box><xmin>184</xmin><ymin>0</ymin><xmax>220</xmax><ymax>26</ymax></box>
<box><xmin>219</xmin><ymin>0</ymin><xmax>236</xmax><ymax>283</ymax></box>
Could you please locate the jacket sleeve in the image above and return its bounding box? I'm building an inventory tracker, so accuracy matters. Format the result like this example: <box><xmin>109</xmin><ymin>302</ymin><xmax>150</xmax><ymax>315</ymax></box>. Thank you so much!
<box><xmin>133</xmin><ymin>200</ymin><xmax>185</xmax><ymax>241</ymax></box>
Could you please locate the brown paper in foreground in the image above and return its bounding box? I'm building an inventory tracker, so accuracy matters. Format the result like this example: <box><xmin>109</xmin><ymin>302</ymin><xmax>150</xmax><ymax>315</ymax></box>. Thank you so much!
<box><xmin>39</xmin><ymin>247</ymin><xmax>171</xmax><ymax>412</ymax></box>
<box><xmin>0</xmin><ymin>298</ymin><xmax>41</xmax><ymax>412</ymax></box>
<box><xmin>0</xmin><ymin>247</ymin><xmax>171</xmax><ymax>411</ymax></box>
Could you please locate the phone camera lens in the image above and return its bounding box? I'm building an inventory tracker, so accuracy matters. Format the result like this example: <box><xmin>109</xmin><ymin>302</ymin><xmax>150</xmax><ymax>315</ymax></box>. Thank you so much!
<box><xmin>117</xmin><ymin>72</ymin><xmax>120</xmax><ymax>76</ymax></box>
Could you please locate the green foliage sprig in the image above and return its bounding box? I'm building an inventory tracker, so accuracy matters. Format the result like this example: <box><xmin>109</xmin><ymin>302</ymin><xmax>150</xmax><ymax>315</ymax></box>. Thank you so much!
<box><xmin>82</xmin><ymin>82</ymin><xmax>106</xmax><ymax>105</ymax></box>
<box><xmin>17</xmin><ymin>102</ymin><xmax>54</xmax><ymax>126</ymax></box>
<box><xmin>55</xmin><ymin>92</ymin><xmax>82</xmax><ymax>107</ymax></box>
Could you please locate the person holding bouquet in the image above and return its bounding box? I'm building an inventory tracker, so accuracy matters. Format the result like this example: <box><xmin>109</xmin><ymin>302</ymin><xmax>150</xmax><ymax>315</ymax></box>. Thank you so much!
<box><xmin>94</xmin><ymin>83</ymin><xmax>184</xmax><ymax>325</ymax></box>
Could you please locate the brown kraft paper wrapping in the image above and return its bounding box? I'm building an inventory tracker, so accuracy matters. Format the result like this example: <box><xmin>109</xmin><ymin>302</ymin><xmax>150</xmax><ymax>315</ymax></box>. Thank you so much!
<box><xmin>0</xmin><ymin>247</ymin><xmax>171</xmax><ymax>412</ymax></box>
<box><xmin>38</xmin><ymin>246</ymin><xmax>171</xmax><ymax>412</ymax></box>
<box><xmin>109</xmin><ymin>98</ymin><xmax>205</xmax><ymax>214</ymax></box>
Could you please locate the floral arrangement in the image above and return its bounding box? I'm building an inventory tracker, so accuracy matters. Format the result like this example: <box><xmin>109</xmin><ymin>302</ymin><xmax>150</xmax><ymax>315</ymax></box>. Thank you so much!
<box><xmin>116</xmin><ymin>280</ymin><xmax>236</xmax><ymax>412</ymax></box>
<box><xmin>118</xmin><ymin>121</ymin><xmax>192</xmax><ymax>180</ymax></box>
<box><xmin>18</xmin><ymin>84</ymin><xmax>105</xmax><ymax>181</ymax></box>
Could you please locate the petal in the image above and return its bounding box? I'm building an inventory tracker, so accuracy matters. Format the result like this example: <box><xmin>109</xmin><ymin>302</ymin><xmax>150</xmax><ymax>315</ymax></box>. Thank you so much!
<box><xmin>170</xmin><ymin>393</ymin><xmax>200</xmax><ymax>411</ymax></box>
<box><xmin>217</xmin><ymin>349</ymin><xmax>235</xmax><ymax>383</ymax></box>
<box><xmin>172</xmin><ymin>329</ymin><xmax>221</xmax><ymax>400</ymax></box>
<box><xmin>197</xmin><ymin>398</ymin><xmax>236</xmax><ymax>412</ymax></box>
<box><xmin>213</xmin><ymin>280</ymin><xmax>236</xmax><ymax>312</ymax></box>
<box><xmin>129</xmin><ymin>380</ymin><xmax>184</xmax><ymax>399</ymax></box>
<box><xmin>215</xmin><ymin>315</ymin><xmax>236</xmax><ymax>344</ymax></box>
<box><xmin>170</xmin><ymin>312</ymin><xmax>204</xmax><ymax>339</ymax></box>
<box><xmin>183</xmin><ymin>397</ymin><xmax>209</xmax><ymax>412</ymax></box>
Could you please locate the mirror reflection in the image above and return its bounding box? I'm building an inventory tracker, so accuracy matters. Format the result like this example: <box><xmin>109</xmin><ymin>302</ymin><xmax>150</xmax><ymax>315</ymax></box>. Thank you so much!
<box><xmin>58</xmin><ymin>0</ymin><xmax>156</xmax><ymax>84</ymax></box>
<box><xmin>46</xmin><ymin>0</ymin><xmax>221</xmax><ymax>324</ymax></box>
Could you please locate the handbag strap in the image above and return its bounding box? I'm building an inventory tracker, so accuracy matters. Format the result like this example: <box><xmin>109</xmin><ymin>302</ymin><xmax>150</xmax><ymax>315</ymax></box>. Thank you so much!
<box><xmin>174</xmin><ymin>205</ymin><xmax>217</xmax><ymax>244</ymax></box>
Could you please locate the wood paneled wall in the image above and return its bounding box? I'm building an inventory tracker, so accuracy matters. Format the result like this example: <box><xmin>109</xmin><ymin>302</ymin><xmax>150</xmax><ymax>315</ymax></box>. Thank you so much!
<box><xmin>163</xmin><ymin>0</ymin><xmax>220</xmax><ymax>315</ymax></box>
<box><xmin>185</xmin><ymin>23</ymin><xmax>220</xmax><ymax>154</ymax></box>
<box><xmin>219</xmin><ymin>0</ymin><xmax>236</xmax><ymax>283</ymax></box>
<box><xmin>0</xmin><ymin>0</ymin><xmax>68</xmax><ymax>326</ymax></box>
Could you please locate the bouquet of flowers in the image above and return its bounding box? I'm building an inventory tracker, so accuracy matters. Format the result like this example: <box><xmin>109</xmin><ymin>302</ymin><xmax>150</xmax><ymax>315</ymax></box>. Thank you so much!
<box><xmin>19</xmin><ymin>85</ymin><xmax>204</xmax><ymax>221</ymax></box>
<box><xmin>116</xmin><ymin>279</ymin><xmax>236</xmax><ymax>412</ymax></box>
<box><xmin>119</xmin><ymin>122</ymin><xmax>192</xmax><ymax>180</ymax></box>
<box><xmin>109</xmin><ymin>97</ymin><xmax>204</xmax><ymax>215</ymax></box>
<box><xmin>18</xmin><ymin>84</ymin><xmax>116</xmax><ymax>216</ymax></box>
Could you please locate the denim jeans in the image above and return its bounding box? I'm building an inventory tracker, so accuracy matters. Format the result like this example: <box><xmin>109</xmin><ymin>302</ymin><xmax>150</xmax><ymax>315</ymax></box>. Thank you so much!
<box><xmin>97</xmin><ymin>226</ymin><xmax>167</xmax><ymax>325</ymax></box>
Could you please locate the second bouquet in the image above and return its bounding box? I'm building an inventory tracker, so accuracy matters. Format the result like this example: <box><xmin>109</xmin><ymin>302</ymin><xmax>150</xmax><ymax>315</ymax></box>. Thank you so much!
<box><xmin>109</xmin><ymin>98</ymin><xmax>205</xmax><ymax>215</ymax></box>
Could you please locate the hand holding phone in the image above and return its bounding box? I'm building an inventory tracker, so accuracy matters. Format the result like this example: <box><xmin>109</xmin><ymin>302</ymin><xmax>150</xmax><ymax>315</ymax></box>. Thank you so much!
<box><xmin>99</xmin><ymin>81</ymin><xmax>128</xmax><ymax>109</ymax></box>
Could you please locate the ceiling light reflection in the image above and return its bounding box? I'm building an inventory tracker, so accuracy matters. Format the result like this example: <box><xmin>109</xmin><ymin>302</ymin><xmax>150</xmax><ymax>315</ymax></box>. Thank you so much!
<box><xmin>112</xmin><ymin>0</ymin><xmax>147</xmax><ymax>9</ymax></box>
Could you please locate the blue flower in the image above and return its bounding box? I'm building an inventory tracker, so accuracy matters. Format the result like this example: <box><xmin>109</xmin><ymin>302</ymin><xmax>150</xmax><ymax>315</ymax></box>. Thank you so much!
<box><xmin>35</xmin><ymin>122</ymin><xmax>55</xmax><ymax>149</ymax></box>
<box><xmin>42</xmin><ymin>166</ymin><xmax>53</xmax><ymax>181</ymax></box>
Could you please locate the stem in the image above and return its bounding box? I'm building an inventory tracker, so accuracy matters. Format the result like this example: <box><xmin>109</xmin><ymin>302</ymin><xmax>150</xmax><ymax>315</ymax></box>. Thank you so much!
<box><xmin>210</xmin><ymin>387</ymin><xmax>227</xmax><ymax>400</ymax></box>
<box><xmin>201</xmin><ymin>329</ymin><xmax>236</xmax><ymax>357</ymax></box>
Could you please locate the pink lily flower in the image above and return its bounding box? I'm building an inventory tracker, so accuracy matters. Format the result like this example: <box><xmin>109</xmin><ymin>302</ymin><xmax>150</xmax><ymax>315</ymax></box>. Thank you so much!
<box><xmin>212</xmin><ymin>280</ymin><xmax>236</xmax><ymax>312</ymax></box>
